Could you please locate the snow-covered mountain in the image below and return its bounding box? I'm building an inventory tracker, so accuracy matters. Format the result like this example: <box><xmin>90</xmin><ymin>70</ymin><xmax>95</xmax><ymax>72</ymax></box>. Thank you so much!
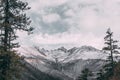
<box><xmin>24</xmin><ymin>46</ymin><xmax>107</xmax><ymax>80</ymax></box>
<box><xmin>29</xmin><ymin>46</ymin><xmax>107</xmax><ymax>62</ymax></box>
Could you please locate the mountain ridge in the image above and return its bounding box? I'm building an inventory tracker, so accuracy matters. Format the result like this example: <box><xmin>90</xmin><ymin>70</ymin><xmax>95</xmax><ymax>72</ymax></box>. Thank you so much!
<box><xmin>23</xmin><ymin>45</ymin><xmax>107</xmax><ymax>80</ymax></box>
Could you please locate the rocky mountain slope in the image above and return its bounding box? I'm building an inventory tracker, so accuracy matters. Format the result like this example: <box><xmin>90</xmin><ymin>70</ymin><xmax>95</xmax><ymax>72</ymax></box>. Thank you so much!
<box><xmin>21</xmin><ymin>60</ymin><xmax>62</xmax><ymax>80</ymax></box>
<box><xmin>23</xmin><ymin>46</ymin><xmax>108</xmax><ymax>80</ymax></box>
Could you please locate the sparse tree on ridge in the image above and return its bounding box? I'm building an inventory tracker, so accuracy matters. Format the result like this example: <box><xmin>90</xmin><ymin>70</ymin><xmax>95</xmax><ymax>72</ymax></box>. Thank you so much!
<box><xmin>97</xmin><ymin>28</ymin><xmax>120</xmax><ymax>80</ymax></box>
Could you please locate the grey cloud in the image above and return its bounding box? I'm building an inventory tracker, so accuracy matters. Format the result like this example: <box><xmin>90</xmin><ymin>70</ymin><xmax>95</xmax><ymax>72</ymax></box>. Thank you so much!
<box><xmin>28</xmin><ymin>4</ymin><xmax>71</xmax><ymax>35</ymax></box>
<box><xmin>44</xmin><ymin>4</ymin><xmax>70</xmax><ymax>19</ymax></box>
<box><xmin>39</xmin><ymin>19</ymin><xmax>69</xmax><ymax>34</ymax></box>
<box><xmin>22</xmin><ymin>0</ymin><xmax>120</xmax><ymax>49</ymax></box>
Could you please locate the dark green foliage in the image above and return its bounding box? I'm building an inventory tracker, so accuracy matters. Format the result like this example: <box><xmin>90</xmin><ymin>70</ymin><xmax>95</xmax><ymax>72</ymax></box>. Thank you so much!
<box><xmin>97</xmin><ymin>28</ymin><xmax>120</xmax><ymax>80</ymax></box>
<box><xmin>110</xmin><ymin>62</ymin><xmax>120</xmax><ymax>80</ymax></box>
<box><xmin>0</xmin><ymin>0</ymin><xmax>33</xmax><ymax>80</ymax></box>
<box><xmin>0</xmin><ymin>50</ymin><xmax>24</xmax><ymax>80</ymax></box>
<box><xmin>0</xmin><ymin>0</ymin><xmax>33</xmax><ymax>51</ymax></box>
<box><xmin>76</xmin><ymin>68</ymin><xmax>93</xmax><ymax>80</ymax></box>
<box><xmin>103</xmin><ymin>28</ymin><xmax>119</xmax><ymax>78</ymax></box>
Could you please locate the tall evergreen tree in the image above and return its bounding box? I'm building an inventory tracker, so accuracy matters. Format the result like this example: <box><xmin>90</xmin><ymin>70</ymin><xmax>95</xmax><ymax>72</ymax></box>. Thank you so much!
<box><xmin>0</xmin><ymin>0</ymin><xmax>33</xmax><ymax>51</ymax></box>
<box><xmin>0</xmin><ymin>0</ymin><xmax>33</xmax><ymax>80</ymax></box>
<box><xmin>102</xmin><ymin>28</ymin><xmax>120</xmax><ymax>79</ymax></box>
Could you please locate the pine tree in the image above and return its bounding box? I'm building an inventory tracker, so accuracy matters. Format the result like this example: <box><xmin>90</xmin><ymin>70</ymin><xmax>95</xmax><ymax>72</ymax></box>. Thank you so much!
<box><xmin>0</xmin><ymin>50</ymin><xmax>24</xmax><ymax>80</ymax></box>
<box><xmin>96</xmin><ymin>69</ymin><xmax>105</xmax><ymax>80</ymax></box>
<box><xmin>0</xmin><ymin>0</ymin><xmax>33</xmax><ymax>80</ymax></box>
<box><xmin>76</xmin><ymin>68</ymin><xmax>93</xmax><ymax>80</ymax></box>
<box><xmin>0</xmin><ymin>0</ymin><xmax>33</xmax><ymax>51</ymax></box>
<box><xmin>102</xmin><ymin>28</ymin><xmax>120</xmax><ymax>79</ymax></box>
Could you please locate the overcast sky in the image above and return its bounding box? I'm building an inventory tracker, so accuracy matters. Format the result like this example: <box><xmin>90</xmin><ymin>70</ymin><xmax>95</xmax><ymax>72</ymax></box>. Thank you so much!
<box><xmin>18</xmin><ymin>0</ymin><xmax>120</xmax><ymax>50</ymax></box>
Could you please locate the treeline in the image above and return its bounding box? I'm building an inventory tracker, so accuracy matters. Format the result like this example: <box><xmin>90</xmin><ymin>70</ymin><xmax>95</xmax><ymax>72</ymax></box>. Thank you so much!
<box><xmin>0</xmin><ymin>0</ymin><xmax>32</xmax><ymax>79</ymax></box>
<box><xmin>76</xmin><ymin>28</ymin><xmax>120</xmax><ymax>80</ymax></box>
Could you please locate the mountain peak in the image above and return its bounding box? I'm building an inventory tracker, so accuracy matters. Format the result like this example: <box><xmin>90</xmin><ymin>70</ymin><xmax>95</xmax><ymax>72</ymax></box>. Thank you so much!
<box><xmin>80</xmin><ymin>45</ymin><xmax>98</xmax><ymax>51</ymax></box>
<box><xmin>57</xmin><ymin>46</ymin><xmax>67</xmax><ymax>52</ymax></box>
